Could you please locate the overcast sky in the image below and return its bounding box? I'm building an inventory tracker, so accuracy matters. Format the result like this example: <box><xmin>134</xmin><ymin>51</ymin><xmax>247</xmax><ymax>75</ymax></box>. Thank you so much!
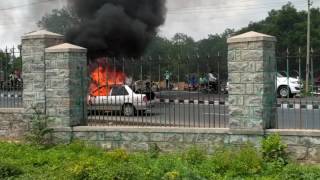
<box><xmin>0</xmin><ymin>0</ymin><xmax>319</xmax><ymax>48</ymax></box>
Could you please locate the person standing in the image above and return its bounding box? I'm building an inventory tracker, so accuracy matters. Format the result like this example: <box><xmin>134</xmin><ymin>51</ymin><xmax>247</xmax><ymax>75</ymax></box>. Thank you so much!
<box><xmin>164</xmin><ymin>70</ymin><xmax>172</xmax><ymax>90</ymax></box>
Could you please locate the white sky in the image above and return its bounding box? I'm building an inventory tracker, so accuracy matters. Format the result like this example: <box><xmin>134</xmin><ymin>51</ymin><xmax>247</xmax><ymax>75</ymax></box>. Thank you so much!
<box><xmin>0</xmin><ymin>0</ymin><xmax>319</xmax><ymax>48</ymax></box>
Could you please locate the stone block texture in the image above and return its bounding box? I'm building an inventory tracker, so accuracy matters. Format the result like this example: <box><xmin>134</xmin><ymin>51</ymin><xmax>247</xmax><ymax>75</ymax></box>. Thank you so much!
<box><xmin>227</xmin><ymin>31</ymin><xmax>277</xmax><ymax>130</ymax></box>
<box><xmin>22</xmin><ymin>30</ymin><xmax>64</xmax><ymax>113</ymax></box>
<box><xmin>0</xmin><ymin>108</ymin><xmax>26</xmax><ymax>139</ymax></box>
<box><xmin>68</xmin><ymin>127</ymin><xmax>320</xmax><ymax>163</ymax></box>
<box><xmin>45</xmin><ymin>43</ymin><xmax>88</xmax><ymax>127</ymax></box>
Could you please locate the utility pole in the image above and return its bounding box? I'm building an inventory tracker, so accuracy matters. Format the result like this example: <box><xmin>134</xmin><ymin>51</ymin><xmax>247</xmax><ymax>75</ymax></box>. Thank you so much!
<box><xmin>306</xmin><ymin>0</ymin><xmax>312</xmax><ymax>92</ymax></box>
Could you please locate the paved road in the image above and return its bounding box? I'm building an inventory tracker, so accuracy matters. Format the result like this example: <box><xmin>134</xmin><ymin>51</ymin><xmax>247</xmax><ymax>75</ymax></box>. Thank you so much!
<box><xmin>156</xmin><ymin>90</ymin><xmax>320</xmax><ymax>104</ymax></box>
<box><xmin>155</xmin><ymin>91</ymin><xmax>227</xmax><ymax>102</ymax></box>
<box><xmin>1</xmin><ymin>90</ymin><xmax>319</xmax><ymax>129</ymax></box>
<box><xmin>88</xmin><ymin>103</ymin><xmax>229</xmax><ymax>128</ymax></box>
<box><xmin>88</xmin><ymin>102</ymin><xmax>320</xmax><ymax>129</ymax></box>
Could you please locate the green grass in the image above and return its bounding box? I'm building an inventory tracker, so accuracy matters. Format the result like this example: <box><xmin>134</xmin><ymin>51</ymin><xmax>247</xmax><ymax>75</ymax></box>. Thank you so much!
<box><xmin>0</xmin><ymin>141</ymin><xmax>319</xmax><ymax>180</ymax></box>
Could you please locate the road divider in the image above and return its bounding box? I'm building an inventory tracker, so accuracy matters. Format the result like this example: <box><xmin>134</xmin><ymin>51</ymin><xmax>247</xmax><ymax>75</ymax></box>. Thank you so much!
<box><xmin>0</xmin><ymin>93</ymin><xmax>22</xmax><ymax>98</ymax></box>
<box><xmin>156</xmin><ymin>98</ymin><xmax>319</xmax><ymax>110</ymax></box>
<box><xmin>277</xmin><ymin>103</ymin><xmax>320</xmax><ymax>110</ymax></box>
<box><xmin>155</xmin><ymin>98</ymin><xmax>227</xmax><ymax>105</ymax></box>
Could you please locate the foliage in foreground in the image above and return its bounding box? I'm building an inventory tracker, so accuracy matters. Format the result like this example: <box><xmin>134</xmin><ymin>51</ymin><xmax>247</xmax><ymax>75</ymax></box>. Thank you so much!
<box><xmin>25</xmin><ymin>106</ymin><xmax>54</xmax><ymax>147</ymax></box>
<box><xmin>0</xmin><ymin>137</ymin><xmax>319</xmax><ymax>180</ymax></box>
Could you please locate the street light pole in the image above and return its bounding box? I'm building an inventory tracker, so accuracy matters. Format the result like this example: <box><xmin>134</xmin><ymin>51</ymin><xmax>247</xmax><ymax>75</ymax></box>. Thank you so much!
<box><xmin>306</xmin><ymin>0</ymin><xmax>312</xmax><ymax>92</ymax></box>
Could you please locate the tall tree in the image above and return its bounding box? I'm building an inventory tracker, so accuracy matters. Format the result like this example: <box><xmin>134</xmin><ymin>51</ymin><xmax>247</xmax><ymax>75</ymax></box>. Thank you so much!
<box><xmin>238</xmin><ymin>3</ymin><xmax>320</xmax><ymax>55</ymax></box>
<box><xmin>38</xmin><ymin>8</ymin><xmax>79</xmax><ymax>35</ymax></box>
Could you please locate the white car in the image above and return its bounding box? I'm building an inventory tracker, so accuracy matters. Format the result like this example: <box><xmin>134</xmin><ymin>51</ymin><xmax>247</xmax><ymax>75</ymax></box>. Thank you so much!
<box><xmin>277</xmin><ymin>73</ymin><xmax>303</xmax><ymax>98</ymax></box>
<box><xmin>88</xmin><ymin>85</ymin><xmax>154</xmax><ymax>116</ymax></box>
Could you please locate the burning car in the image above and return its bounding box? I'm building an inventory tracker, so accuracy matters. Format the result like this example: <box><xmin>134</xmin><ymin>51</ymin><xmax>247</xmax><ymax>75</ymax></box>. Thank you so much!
<box><xmin>88</xmin><ymin>85</ymin><xmax>155</xmax><ymax>116</ymax></box>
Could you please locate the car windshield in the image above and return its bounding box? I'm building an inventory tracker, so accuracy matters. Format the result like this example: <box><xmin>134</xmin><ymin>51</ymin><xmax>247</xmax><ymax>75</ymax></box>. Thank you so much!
<box><xmin>277</xmin><ymin>72</ymin><xmax>288</xmax><ymax>78</ymax></box>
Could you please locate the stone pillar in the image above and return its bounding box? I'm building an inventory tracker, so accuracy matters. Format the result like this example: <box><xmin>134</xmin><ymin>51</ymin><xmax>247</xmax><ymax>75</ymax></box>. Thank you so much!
<box><xmin>227</xmin><ymin>31</ymin><xmax>277</xmax><ymax>130</ymax></box>
<box><xmin>22</xmin><ymin>30</ymin><xmax>64</xmax><ymax>113</ymax></box>
<box><xmin>45</xmin><ymin>43</ymin><xmax>87</xmax><ymax>127</ymax></box>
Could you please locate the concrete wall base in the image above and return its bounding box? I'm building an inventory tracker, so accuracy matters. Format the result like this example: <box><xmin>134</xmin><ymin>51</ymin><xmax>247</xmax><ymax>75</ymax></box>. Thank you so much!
<box><xmin>0</xmin><ymin>108</ymin><xmax>26</xmax><ymax>139</ymax></box>
<box><xmin>54</xmin><ymin>126</ymin><xmax>320</xmax><ymax>163</ymax></box>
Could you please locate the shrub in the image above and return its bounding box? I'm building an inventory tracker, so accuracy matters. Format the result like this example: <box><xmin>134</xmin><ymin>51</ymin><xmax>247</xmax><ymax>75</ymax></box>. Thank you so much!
<box><xmin>148</xmin><ymin>143</ymin><xmax>161</xmax><ymax>158</ymax></box>
<box><xmin>183</xmin><ymin>146</ymin><xmax>207</xmax><ymax>165</ymax></box>
<box><xmin>261</xmin><ymin>134</ymin><xmax>288</xmax><ymax>165</ymax></box>
<box><xmin>279</xmin><ymin>164</ymin><xmax>320</xmax><ymax>180</ymax></box>
<box><xmin>203</xmin><ymin>149</ymin><xmax>234</xmax><ymax>174</ymax></box>
<box><xmin>106</xmin><ymin>149</ymin><xmax>129</xmax><ymax>161</ymax></box>
<box><xmin>25</xmin><ymin>106</ymin><xmax>54</xmax><ymax>147</ymax></box>
<box><xmin>69</xmin><ymin>159</ymin><xmax>95</xmax><ymax>180</ymax></box>
<box><xmin>1</xmin><ymin>141</ymin><xmax>320</xmax><ymax>179</ymax></box>
<box><xmin>0</xmin><ymin>163</ymin><xmax>23</xmax><ymax>179</ymax></box>
<box><xmin>162</xmin><ymin>171</ymin><xmax>180</xmax><ymax>180</ymax></box>
<box><xmin>229</xmin><ymin>144</ymin><xmax>263</xmax><ymax>177</ymax></box>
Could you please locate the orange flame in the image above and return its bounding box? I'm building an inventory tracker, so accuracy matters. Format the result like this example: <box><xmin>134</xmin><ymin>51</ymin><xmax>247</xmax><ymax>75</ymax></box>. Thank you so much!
<box><xmin>89</xmin><ymin>57</ymin><xmax>126</xmax><ymax>96</ymax></box>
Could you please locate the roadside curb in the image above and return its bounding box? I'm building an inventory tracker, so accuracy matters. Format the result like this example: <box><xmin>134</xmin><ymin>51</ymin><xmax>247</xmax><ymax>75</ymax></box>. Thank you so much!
<box><xmin>277</xmin><ymin>103</ymin><xmax>320</xmax><ymax>110</ymax></box>
<box><xmin>0</xmin><ymin>93</ymin><xmax>22</xmax><ymax>98</ymax></box>
<box><xmin>157</xmin><ymin>98</ymin><xmax>320</xmax><ymax>110</ymax></box>
<box><xmin>156</xmin><ymin>98</ymin><xmax>227</xmax><ymax>105</ymax></box>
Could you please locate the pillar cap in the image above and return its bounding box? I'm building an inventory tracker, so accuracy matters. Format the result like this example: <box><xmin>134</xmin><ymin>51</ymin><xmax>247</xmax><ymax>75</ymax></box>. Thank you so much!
<box><xmin>45</xmin><ymin>43</ymin><xmax>87</xmax><ymax>53</ymax></box>
<box><xmin>22</xmin><ymin>30</ymin><xmax>64</xmax><ymax>40</ymax></box>
<box><xmin>227</xmin><ymin>31</ymin><xmax>276</xmax><ymax>44</ymax></box>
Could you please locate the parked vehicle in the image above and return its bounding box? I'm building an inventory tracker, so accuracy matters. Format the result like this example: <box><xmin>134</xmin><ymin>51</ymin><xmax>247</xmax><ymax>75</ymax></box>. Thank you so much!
<box><xmin>88</xmin><ymin>85</ymin><xmax>155</xmax><ymax>116</ymax></box>
<box><xmin>277</xmin><ymin>72</ymin><xmax>302</xmax><ymax>98</ymax></box>
<box><xmin>314</xmin><ymin>75</ymin><xmax>320</xmax><ymax>94</ymax></box>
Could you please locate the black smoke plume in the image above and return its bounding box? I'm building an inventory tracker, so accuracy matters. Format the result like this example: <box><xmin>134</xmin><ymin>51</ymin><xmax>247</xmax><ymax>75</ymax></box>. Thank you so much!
<box><xmin>66</xmin><ymin>0</ymin><xmax>166</xmax><ymax>58</ymax></box>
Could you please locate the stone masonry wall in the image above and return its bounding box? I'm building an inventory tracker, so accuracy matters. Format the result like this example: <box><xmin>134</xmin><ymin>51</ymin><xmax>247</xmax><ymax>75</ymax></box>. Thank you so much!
<box><xmin>0</xmin><ymin>109</ymin><xmax>26</xmax><ymax>139</ymax></box>
<box><xmin>227</xmin><ymin>33</ymin><xmax>277</xmax><ymax>130</ymax></box>
<box><xmin>22</xmin><ymin>33</ymin><xmax>63</xmax><ymax>114</ymax></box>
<box><xmin>45</xmin><ymin>44</ymin><xmax>88</xmax><ymax>127</ymax></box>
<box><xmin>68</xmin><ymin>127</ymin><xmax>320</xmax><ymax>163</ymax></box>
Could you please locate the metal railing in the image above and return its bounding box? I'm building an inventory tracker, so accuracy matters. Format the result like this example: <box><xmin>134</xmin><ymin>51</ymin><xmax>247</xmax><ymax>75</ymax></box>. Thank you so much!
<box><xmin>85</xmin><ymin>55</ymin><xmax>229</xmax><ymax>128</ymax></box>
<box><xmin>0</xmin><ymin>47</ymin><xmax>23</xmax><ymax>108</ymax></box>
<box><xmin>275</xmin><ymin>50</ymin><xmax>320</xmax><ymax>129</ymax></box>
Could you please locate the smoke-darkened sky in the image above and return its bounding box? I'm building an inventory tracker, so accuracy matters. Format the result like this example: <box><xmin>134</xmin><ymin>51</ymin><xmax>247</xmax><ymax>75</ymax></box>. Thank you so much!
<box><xmin>66</xmin><ymin>0</ymin><xmax>167</xmax><ymax>57</ymax></box>
<box><xmin>0</xmin><ymin>0</ymin><xmax>318</xmax><ymax>48</ymax></box>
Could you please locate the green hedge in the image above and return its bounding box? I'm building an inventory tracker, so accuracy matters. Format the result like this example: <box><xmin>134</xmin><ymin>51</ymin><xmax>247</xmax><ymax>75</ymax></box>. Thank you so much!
<box><xmin>0</xmin><ymin>141</ymin><xmax>319</xmax><ymax>180</ymax></box>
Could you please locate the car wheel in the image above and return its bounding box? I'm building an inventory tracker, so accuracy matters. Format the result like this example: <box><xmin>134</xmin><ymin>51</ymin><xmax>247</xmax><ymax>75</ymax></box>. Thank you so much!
<box><xmin>123</xmin><ymin>104</ymin><xmax>135</xmax><ymax>116</ymax></box>
<box><xmin>278</xmin><ymin>86</ymin><xmax>291</xmax><ymax>98</ymax></box>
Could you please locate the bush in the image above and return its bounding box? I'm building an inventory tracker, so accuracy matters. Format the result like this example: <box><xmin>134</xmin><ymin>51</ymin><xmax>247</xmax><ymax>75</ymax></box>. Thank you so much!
<box><xmin>204</xmin><ymin>149</ymin><xmax>233</xmax><ymax>174</ymax></box>
<box><xmin>162</xmin><ymin>171</ymin><xmax>180</xmax><ymax>180</ymax></box>
<box><xmin>0</xmin><ymin>163</ymin><xmax>23</xmax><ymax>179</ymax></box>
<box><xmin>106</xmin><ymin>149</ymin><xmax>129</xmax><ymax>161</ymax></box>
<box><xmin>279</xmin><ymin>164</ymin><xmax>320</xmax><ymax>180</ymax></box>
<box><xmin>229</xmin><ymin>144</ymin><xmax>263</xmax><ymax>177</ymax></box>
<box><xmin>183</xmin><ymin>146</ymin><xmax>207</xmax><ymax>165</ymax></box>
<box><xmin>0</xmin><ymin>141</ymin><xmax>319</xmax><ymax>179</ymax></box>
<box><xmin>261</xmin><ymin>134</ymin><xmax>288</xmax><ymax>165</ymax></box>
<box><xmin>25</xmin><ymin>106</ymin><xmax>54</xmax><ymax>147</ymax></box>
<box><xmin>148</xmin><ymin>143</ymin><xmax>161</xmax><ymax>158</ymax></box>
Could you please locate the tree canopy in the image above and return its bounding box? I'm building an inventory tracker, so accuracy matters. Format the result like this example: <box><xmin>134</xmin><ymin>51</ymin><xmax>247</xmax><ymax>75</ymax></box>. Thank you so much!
<box><xmin>238</xmin><ymin>3</ymin><xmax>320</xmax><ymax>56</ymax></box>
<box><xmin>38</xmin><ymin>3</ymin><xmax>320</xmax><ymax>56</ymax></box>
<box><xmin>37</xmin><ymin>3</ymin><xmax>320</xmax><ymax>79</ymax></box>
